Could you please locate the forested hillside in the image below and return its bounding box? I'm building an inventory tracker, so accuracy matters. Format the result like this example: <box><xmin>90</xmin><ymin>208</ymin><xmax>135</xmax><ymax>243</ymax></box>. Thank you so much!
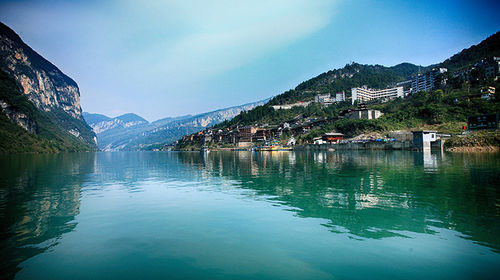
<box><xmin>440</xmin><ymin>31</ymin><xmax>500</xmax><ymax>71</ymax></box>
<box><xmin>178</xmin><ymin>30</ymin><xmax>500</xmax><ymax>150</ymax></box>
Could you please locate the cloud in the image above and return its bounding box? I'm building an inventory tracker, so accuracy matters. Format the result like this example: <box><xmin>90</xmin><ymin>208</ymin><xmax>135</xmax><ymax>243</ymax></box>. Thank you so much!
<box><xmin>0</xmin><ymin>0</ymin><xmax>338</xmax><ymax>118</ymax></box>
<box><xmin>113</xmin><ymin>0</ymin><xmax>338</xmax><ymax>84</ymax></box>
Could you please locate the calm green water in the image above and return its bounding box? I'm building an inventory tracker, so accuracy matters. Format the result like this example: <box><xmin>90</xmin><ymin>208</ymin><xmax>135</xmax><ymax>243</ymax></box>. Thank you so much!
<box><xmin>0</xmin><ymin>151</ymin><xmax>499</xmax><ymax>279</ymax></box>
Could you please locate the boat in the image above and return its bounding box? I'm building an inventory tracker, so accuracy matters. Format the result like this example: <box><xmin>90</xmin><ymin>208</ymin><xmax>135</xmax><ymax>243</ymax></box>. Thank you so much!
<box><xmin>200</xmin><ymin>146</ymin><xmax>210</xmax><ymax>154</ymax></box>
<box><xmin>254</xmin><ymin>140</ymin><xmax>292</xmax><ymax>152</ymax></box>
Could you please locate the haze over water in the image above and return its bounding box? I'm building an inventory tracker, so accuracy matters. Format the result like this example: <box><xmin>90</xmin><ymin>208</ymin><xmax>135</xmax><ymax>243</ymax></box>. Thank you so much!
<box><xmin>1</xmin><ymin>151</ymin><xmax>499</xmax><ymax>279</ymax></box>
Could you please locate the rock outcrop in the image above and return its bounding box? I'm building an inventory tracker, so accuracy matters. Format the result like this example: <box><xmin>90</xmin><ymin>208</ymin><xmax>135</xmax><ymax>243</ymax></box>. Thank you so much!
<box><xmin>0</xmin><ymin>99</ymin><xmax>37</xmax><ymax>133</ymax></box>
<box><xmin>0</xmin><ymin>23</ymin><xmax>82</xmax><ymax>118</ymax></box>
<box><xmin>0</xmin><ymin>22</ymin><xmax>96</xmax><ymax>149</ymax></box>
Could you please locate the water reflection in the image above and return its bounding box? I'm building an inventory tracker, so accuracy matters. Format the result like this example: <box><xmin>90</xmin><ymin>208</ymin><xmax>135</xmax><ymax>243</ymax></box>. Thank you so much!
<box><xmin>176</xmin><ymin>151</ymin><xmax>500</xmax><ymax>251</ymax></box>
<box><xmin>0</xmin><ymin>153</ymin><xmax>95</xmax><ymax>279</ymax></box>
<box><xmin>0</xmin><ymin>151</ymin><xmax>499</xmax><ymax>279</ymax></box>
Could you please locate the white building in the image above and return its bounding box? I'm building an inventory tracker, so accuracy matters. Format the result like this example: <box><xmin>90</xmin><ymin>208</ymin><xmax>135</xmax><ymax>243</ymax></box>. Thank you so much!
<box><xmin>272</xmin><ymin>101</ymin><xmax>311</xmax><ymax>110</ymax></box>
<box><xmin>351</xmin><ymin>86</ymin><xmax>404</xmax><ymax>104</ymax></box>
<box><xmin>335</xmin><ymin>92</ymin><xmax>345</xmax><ymax>102</ymax></box>
<box><xmin>346</xmin><ymin>109</ymin><xmax>383</xmax><ymax>120</ymax></box>
<box><xmin>396</xmin><ymin>80</ymin><xmax>413</xmax><ymax>97</ymax></box>
<box><xmin>412</xmin><ymin>130</ymin><xmax>437</xmax><ymax>151</ymax></box>
<box><xmin>314</xmin><ymin>94</ymin><xmax>332</xmax><ymax>104</ymax></box>
<box><xmin>314</xmin><ymin>92</ymin><xmax>345</xmax><ymax>105</ymax></box>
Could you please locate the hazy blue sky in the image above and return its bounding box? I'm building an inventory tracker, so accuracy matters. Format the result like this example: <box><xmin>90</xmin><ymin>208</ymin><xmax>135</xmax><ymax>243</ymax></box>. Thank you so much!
<box><xmin>1</xmin><ymin>0</ymin><xmax>499</xmax><ymax>121</ymax></box>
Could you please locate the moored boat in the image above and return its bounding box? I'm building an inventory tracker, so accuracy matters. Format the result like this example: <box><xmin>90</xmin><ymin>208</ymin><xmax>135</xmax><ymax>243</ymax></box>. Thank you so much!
<box><xmin>254</xmin><ymin>141</ymin><xmax>292</xmax><ymax>151</ymax></box>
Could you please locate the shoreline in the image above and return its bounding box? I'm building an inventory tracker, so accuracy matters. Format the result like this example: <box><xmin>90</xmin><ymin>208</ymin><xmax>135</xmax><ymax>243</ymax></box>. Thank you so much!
<box><xmin>445</xmin><ymin>146</ymin><xmax>500</xmax><ymax>152</ymax></box>
<box><xmin>174</xmin><ymin>144</ymin><xmax>500</xmax><ymax>153</ymax></box>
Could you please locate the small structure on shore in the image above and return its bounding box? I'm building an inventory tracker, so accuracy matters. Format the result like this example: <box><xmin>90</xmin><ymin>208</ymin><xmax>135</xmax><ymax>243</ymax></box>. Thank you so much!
<box><xmin>412</xmin><ymin>130</ymin><xmax>437</xmax><ymax>151</ymax></box>
<box><xmin>322</xmin><ymin>132</ymin><xmax>344</xmax><ymax>143</ymax></box>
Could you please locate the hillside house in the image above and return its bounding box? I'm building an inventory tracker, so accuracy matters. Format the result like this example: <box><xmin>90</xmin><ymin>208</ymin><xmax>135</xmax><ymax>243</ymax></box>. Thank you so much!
<box><xmin>322</xmin><ymin>132</ymin><xmax>344</xmax><ymax>143</ymax></box>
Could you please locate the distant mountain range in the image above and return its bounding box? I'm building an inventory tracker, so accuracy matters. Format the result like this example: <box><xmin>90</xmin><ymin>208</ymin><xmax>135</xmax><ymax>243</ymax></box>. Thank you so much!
<box><xmin>88</xmin><ymin>30</ymin><xmax>500</xmax><ymax>151</ymax></box>
<box><xmin>84</xmin><ymin>99</ymin><xmax>269</xmax><ymax>151</ymax></box>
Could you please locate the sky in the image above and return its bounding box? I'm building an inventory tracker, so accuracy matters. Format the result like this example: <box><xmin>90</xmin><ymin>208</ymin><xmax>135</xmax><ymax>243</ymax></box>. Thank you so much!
<box><xmin>0</xmin><ymin>0</ymin><xmax>499</xmax><ymax>121</ymax></box>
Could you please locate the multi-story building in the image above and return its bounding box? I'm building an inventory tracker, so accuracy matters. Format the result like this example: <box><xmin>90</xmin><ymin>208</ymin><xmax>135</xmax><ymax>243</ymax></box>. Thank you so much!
<box><xmin>237</xmin><ymin>126</ymin><xmax>257</xmax><ymax>143</ymax></box>
<box><xmin>314</xmin><ymin>91</ymin><xmax>345</xmax><ymax>105</ymax></box>
<box><xmin>253</xmin><ymin>129</ymin><xmax>270</xmax><ymax>142</ymax></box>
<box><xmin>452</xmin><ymin>57</ymin><xmax>499</xmax><ymax>81</ymax></box>
<box><xmin>395</xmin><ymin>80</ymin><xmax>413</xmax><ymax>96</ymax></box>
<box><xmin>315</xmin><ymin>94</ymin><xmax>332</xmax><ymax>104</ymax></box>
<box><xmin>346</xmin><ymin>109</ymin><xmax>383</xmax><ymax>120</ymax></box>
<box><xmin>482</xmin><ymin>57</ymin><xmax>499</xmax><ymax>78</ymax></box>
<box><xmin>335</xmin><ymin>92</ymin><xmax>346</xmax><ymax>102</ymax></box>
<box><xmin>351</xmin><ymin>86</ymin><xmax>404</xmax><ymax>104</ymax></box>
<box><xmin>411</xmin><ymin>68</ymin><xmax>447</xmax><ymax>93</ymax></box>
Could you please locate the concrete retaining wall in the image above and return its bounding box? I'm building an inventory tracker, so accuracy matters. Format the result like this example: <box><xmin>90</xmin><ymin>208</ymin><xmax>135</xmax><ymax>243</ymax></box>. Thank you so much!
<box><xmin>294</xmin><ymin>141</ymin><xmax>413</xmax><ymax>151</ymax></box>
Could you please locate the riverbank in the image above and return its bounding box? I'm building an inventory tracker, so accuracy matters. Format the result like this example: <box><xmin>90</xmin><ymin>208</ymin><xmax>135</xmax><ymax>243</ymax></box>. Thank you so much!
<box><xmin>174</xmin><ymin>130</ymin><xmax>500</xmax><ymax>153</ymax></box>
<box><xmin>444</xmin><ymin>130</ymin><xmax>500</xmax><ymax>152</ymax></box>
<box><xmin>446</xmin><ymin>146</ymin><xmax>500</xmax><ymax>152</ymax></box>
<box><xmin>293</xmin><ymin>141</ymin><xmax>413</xmax><ymax>151</ymax></box>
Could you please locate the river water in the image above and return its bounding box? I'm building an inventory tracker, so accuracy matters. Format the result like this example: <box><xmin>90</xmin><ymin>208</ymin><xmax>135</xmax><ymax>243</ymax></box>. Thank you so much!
<box><xmin>0</xmin><ymin>151</ymin><xmax>499</xmax><ymax>279</ymax></box>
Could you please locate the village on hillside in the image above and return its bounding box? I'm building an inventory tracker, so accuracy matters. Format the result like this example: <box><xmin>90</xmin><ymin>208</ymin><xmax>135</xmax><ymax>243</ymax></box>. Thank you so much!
<box><xmin>173</xmin><ymin>57</ymin><xmax>499</xmax><ymax>152</ymax></box>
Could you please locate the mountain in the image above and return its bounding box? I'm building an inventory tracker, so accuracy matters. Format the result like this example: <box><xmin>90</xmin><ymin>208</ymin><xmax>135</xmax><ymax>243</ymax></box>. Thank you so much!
<box><xmin>115</xmin><ymin>113</ymin><xmax>148</xmax><ymax>124</ymax></box>
<box><xmin>176</xmin><ymin>30</ymin><xmax>500</xmax><ymax>149</ymax></box>
<box><xmin>85</xmin><ymin>99</ymin><xmax>268</xmax><ymax>151</ymax></box>
<box><xmin>133</xmin><ymin>99</ymin><xmax>270</xmax><ymax>149</ymax></box>
<box><xmin>84</xmin><ymin>112</ymin><xmax>148</xmax><ymax>134</ymax></box>
<box><xmin>82</xmin><ymin>112</ymin><xmax>111</xmax><ymax>124</ymax></box>
<box><xmin>0</xmin><ymin>22</ymin><xmax>96</xmax><ymax>152</ymax></box>
<box><xmin>266</xmin><ymin>62</ymin><xmax>428</xmax><ymax>106</ymax></box>
<box><xmin>152</xmin><ymin>115</ymin><xmax>193</xmax><ymax>127</ymax></box>
<box><xmin>213</xmin><ymin>62</ymin><xmax>427</xmax><ymax>129</ymax></box>
<box><xmin>440</xmin><ymin>31</ymin><xmax>500</xmax><ymax>71</ymax></box>
<box><xmin>218</xmin><ymin>30</ymin><xmax>500</xmax><ymax>131</ymax></box>
<box><xmin>266</xmin><ymin>31</ymin><xmax>500</xmax><ymax>109</ymax></box>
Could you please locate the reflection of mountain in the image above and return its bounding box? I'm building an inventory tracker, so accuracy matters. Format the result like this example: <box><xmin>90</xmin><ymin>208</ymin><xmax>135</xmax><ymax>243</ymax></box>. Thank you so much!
<box><xmin>0</xmin><ymin>153</ymin><xmax>95</xmax><ymax>279</ymax></box>
<box><xmin>176</xmin><ymin>151</ymin><xmax>500</xmax><ymax>251</ymax></box>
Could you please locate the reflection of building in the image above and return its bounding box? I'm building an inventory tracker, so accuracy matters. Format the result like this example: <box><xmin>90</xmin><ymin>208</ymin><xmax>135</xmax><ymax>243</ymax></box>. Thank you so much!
<box><xmin>422</xmin><ymin>150</ymin><xmax>438</xmax><ymax>172</ymax></box>
<box><xmin>351</xmin><ymin>86</ymin><xmax>404</xmax><ymax>104</ymax></box>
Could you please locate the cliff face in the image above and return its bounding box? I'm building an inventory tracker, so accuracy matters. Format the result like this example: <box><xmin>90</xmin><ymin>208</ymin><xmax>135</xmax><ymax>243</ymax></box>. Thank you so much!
<box><xmin>0</xmin><ymin>22</ymin><xmax>96</xmax><ymax>149</ymax></box>
<box><xmin>0</xmin><ymin>99</ymin><xmax>37</xmax><ymax>133</ymax></box>
<box><xmin>0</xmin><ymin>23</ymin><xmax>82</xmax><ymax>119</ymax></box>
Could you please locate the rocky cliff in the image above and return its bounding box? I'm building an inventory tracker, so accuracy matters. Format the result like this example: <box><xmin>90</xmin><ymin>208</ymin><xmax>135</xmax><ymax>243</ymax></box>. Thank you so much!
<box><xmin>0</xmin><ymin>23</ymin><xmax>83</xmax><ymax>118</ymax></box>
<box><xmin>0</xmin><ymin>22</ymin><xmax>96</xmax><ymax>151</ymax></box>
